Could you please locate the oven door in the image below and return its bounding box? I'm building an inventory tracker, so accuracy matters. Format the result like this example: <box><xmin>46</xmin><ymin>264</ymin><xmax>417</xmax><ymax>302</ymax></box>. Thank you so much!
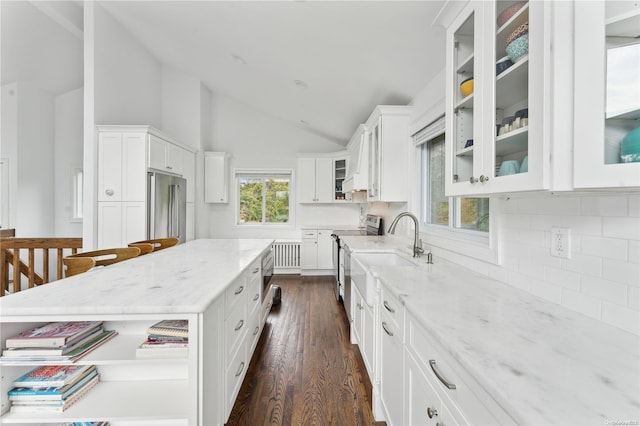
<box><xmin>261</xmin><ymin>249</ymin><xmax>274</xmax><ymax>302</ymax></box>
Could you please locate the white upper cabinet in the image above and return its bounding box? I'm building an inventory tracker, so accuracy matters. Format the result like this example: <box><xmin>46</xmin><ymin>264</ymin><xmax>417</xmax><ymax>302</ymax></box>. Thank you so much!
<box><xmin>366</xmin><ymin>106</ymin><xmax>412</xmax><ymax>202</ymax></box>
<box><xmin>298</xmin><ymin>157</ymin><xmax>333</xmax><ymax>203</ymax></box>
<box><xmin>149</xmin><ymin>134</ymin><xmax>183</xmax><ymax>175</ymax></box>
<box><xmin>204</xmin><ymin>152</ymin><xmax>230</xmax><ymax>203</ymax></box>
<box><xmin>573</xmin><ymin>1</ymin><xmax>640</xmax><ymax>188</ymax></box>
<box><xmin>438</xmin><ymin>0</ymin><xmax>551</xmax><ymax>196</ymax></box>
<box><xmin>98</xmin><ymin>132</ymin><xmax>146</xmax><ymax>202</ymax></box>
<box><xmin>343</xmin><ymin>124</ymin><xmax>369</xmax><ymax>193</ymax></box>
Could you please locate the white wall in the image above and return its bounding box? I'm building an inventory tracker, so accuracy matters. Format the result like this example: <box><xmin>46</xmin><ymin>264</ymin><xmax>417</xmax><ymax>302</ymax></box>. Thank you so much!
<box><xmin>54</xmin><ymin>87</ymin><xmax>83</xmax><ymax>237</ymax></box>
<box><xmin>93</xmin><ymin>3</ymin><xmax>161</xmax><ymax>127</ymax></box>
<box><xmin>203</xmin><ymin>94</ymin><xmax>361</xmax><ymax>239</ymax></box>
<box><xmin>1</xmin><ymin>84</ymin><xmax>18</xmax><ymax>230</ymax></box>
<box><xmin>161</xmin><ymin>65</ymin><xmax>201</xmax><ymax>150</ymax></box>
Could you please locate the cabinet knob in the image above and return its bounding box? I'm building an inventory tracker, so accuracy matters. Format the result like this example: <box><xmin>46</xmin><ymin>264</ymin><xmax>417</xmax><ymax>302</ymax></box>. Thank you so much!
<box><xmin>469</xmin><ymin>177</ymin><xmax>478</xmax><ymax>184</ymax></box>
<box><xmin>105</xmin><ymin>189</ymin><xmax>114</xmax><ymax>196</ymax></box>
<box><xmin>166</xmin><ymin>166</ymin><xmax>172</xmax><ymax>170</ymax></box>
<box><xmin>427</xmin><ymin>407</ymin><xmax>439</xmax><ymax>419</ymax></box>
<box><xmin>479</xmin><ymin>175</ymin><xmax>489</xmax><ymax>183</ymax></box>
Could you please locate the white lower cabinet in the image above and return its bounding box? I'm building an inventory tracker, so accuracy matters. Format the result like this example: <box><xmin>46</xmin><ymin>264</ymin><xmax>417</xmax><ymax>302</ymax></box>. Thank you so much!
<box><xmin>300</xmin><ymin>229</ymin><xmax>333</xmax><ymax>273</ymax></box>
<box><xmin>97</xmin><ymin>201</ymin><xmax>146</xmax><ymax>249</ymax></box>
<box><xmin>350</xmin><ymin>280</ymin><xmax>375</xmax><ymax>381</ymax></box>
<box><xmin>380</xmin><ymin>307</ymin><xmax>404</xmax><ymax>426</ymax></box>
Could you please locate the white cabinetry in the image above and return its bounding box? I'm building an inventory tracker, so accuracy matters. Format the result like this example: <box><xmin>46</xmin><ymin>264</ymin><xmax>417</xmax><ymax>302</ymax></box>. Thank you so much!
<box><xmin>298</xmin><ymin>157</ymin><xmax>333</xmax><ymax>203</ymax></box>
<box><xmin>366</xmin><ymin>106</ymin><xmax>412</xmax><ymax>202</ymax></box>
<box><xmin>437</xmin><ymin>1</ymin><xmax>550</xmax><ymax>196</ymax></box>
<box><xmin>333</xmin><ymin>155</ymin><xmax>348</xmax><ymax>202</ymax></box>
<box><xmin>379</xmin><ymin>287</ymin><xmax>404</xmax><ymax>426</ymax></box>
<box><xmin>204</xmin><ymin>152</ymin><xmax>230</xmax><ymax>203</ymax></box>
<box><xmin>573</xmin><ymin>1</ymin><xmax>640</xmax><ymax>188</ymax></box>
<box><xmin>97</xmin><ymin>126</ymin><xmax>197</xmax><ymax>248</ymax></box>
<box><xmin>343</xmin><ymin>124</ymin><xmax>369</xmax><ymax>194</ymax></box>
<box><xmin>300</xmin><ymin>229</ymin><xmax>333</xmax><ymax>273</ymax></box>
<box><xmin>350</xmin><ymin>281</ymin><xmax>376</xmax><ymax>384</ymax></box>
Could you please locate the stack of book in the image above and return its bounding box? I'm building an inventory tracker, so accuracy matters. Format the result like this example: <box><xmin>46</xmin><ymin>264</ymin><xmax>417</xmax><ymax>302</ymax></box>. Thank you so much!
<box><xmin>136</xmin><ymin>319</ymin><xmax>188</xmax><ymax>358</ymax></box>
<box><xmin>7</xmin><ymin>364</ymin><xmax>100</xmax><ymax>413</ymax></box>
<box><xmin>61</xmin><ymin>422</ymin><xmax>110</xmax><ymax>426</ymax></box>
<box><xmin>1</xmin><ymin>321</ymin><xmax>117</xmax><ymax>362</ymax></box>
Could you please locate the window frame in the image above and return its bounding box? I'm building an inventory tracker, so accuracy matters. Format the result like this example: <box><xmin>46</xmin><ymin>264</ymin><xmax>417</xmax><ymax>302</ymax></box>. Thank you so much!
<box><xmin>234</xmin><ymin>168</ymin><xmax>294</xmax><ymax>227</ymax></box>
<box><xmin>70</xmin><ymin>167</ymin><xmax>83</xmax><ymax>223</ymax></box>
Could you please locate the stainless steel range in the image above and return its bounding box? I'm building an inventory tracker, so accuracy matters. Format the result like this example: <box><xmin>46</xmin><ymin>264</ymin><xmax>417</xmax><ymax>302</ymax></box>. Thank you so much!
<box><xmin>331</xmin><ymin>215</ymin><xmax>383</xmax><ymax>308</ymax></box>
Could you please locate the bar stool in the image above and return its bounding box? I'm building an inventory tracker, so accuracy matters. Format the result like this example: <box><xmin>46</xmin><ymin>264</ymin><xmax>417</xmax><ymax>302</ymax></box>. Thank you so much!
<box><xmin>128</xmin><ymin>238</ymin><xmax>179</xmax><ymax>254</ymax></box>
<box><xmin>63</xmin><ymin>247</ymin><xmax>141</xmax><ymax>277</ymax></box>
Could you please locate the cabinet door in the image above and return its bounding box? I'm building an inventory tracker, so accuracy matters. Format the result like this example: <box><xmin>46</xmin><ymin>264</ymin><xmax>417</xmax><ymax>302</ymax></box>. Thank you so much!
<box><xmin>380</xmin><ymin>313</ymin><xmax>404</xmax><ymax>426</ymax></box>
<box><xmin>166</xmin><ymin>143</ymin><xmax>183</xmax><ymax>175</ymax></box>
<box><xmin>122</xmin><ymin>201</ymin><xmax>146</xmax><ymax>245</ymax></box>
<box><xmin>333</xmin><ymin>156</ymin><xmax>348</xmax><ymax>202</ymax></box>
<box><xmin>204</xmin><ymin>152</ymin><xmax>229</xmax><ymax>203</ymax></box>
<box><xmin>368</xmin><ymin>123</ymin><xmax>381</xmax><ymax>201</ymax></box>
<box><xmin>298</xmin><ymin>158</ymin><xmax>317</xmax><ymax>203</ymax></box>
<box><xmin>300</xmin><ymin>238</ymin><xmax>317</xmax><ymax>270</ymax></box>
<box><xmin>97</xmin><ymin>202</ymin><xmax>122</xmax><ymax>248</ymax></box>
<box><xmin>186</xmin><ymin>202</ymin><xmax>195</xmax><ymax>241</ymax></box>
<box><xmin>351</xmin><ymin>285</ymin><xmax>364</xmax><ymax>345</ymax></box>
<box><xmin>361</xmin><ymin>300</ymin><xmax>375</xmax><ymax>381</ymax></box>
<box><xmin>122</xmin><ymin>133</ymin><xmax>147</xmax><ymax>202</ymax></box>
<box><xmin>315</xmin><ymin>158</ymin><xmax>333</xmax><ymax>202</ymax></box>
<box><xmin>98</xmin><ymin>133</ymin><xmax>122</xmax><ymax>202</ymax></box>
<box><xmin>316</xmin><ymin>230</ymin><xmax>333</xmax><ymax>269</ymax></box>
<box><xmin>148</xmin><ymin>135</ymin><xmax>167</xmax><ymax>171</ymax></box>
<box><xmin>574</xmin><ymin>1</ymin><xmax>640</xmax><ymax>188</ymax></box>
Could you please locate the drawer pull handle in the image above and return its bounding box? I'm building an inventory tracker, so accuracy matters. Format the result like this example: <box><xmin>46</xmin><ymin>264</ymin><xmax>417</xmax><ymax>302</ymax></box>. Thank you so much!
<box><xmin>357</xmin><ymin>302</ymin><xmax>363</xmax><ymax>310</ymax></box>
<box><xmin>429</xmin><ymin>359</ymin><xmax>456</xmax><ymax>390</ymax></box>
<box><xmin>235</xmin><ymin>361</ymin><xmax>245</xmax><ymax>377</ymax></box>
<box><xmin>235</xmin><ymin>286</ymin><xmax>244</xmax><ymax>295</ymax></box>
<box><xmin>253</xmin><ymin>293</ymin><xmax>260</xmax><ymax>301</ymax></box>
<box><xmin>427</xmin><ymin>406</ymin><xmax>438</xmax><ymax>418</ymax></box>
<box><xmin>382</xmin><ymin>321</ymin><xmax>394</xmax><ymax>337</ymax></box>
<box><xmin>253</xmin><ymin>267</ymin><xmax>259</xmax><ymax>273</ymax></box>
<box><xmin>235</xmin><ymin>319</ymin><xmax>244</xmax><ymax>331</ymax></box>
<box><xmin>253</xmin><ymin>326</ymin><xmax>259</xmax><ymax>336</ymax></box>
<box><xmin>105</xmin><ymin>189</ymin><xmax>114</xmax><ymax>196</ymax></box>
<box><xmin>383</xmin><ymin>300</ymin><xmax>395</xmax><ymax>313</ymax></box>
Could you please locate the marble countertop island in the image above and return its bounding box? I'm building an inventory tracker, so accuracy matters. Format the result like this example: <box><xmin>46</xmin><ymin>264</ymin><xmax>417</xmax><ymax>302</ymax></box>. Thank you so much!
<box><xmin>0</xmin><ymin>239</ymin><xmax>274</xmax><ymax>316</ymax></box>
<box><xmin>342</xmin><ymin>236</ymin><xmax>640</xmax><ymax>426</ymax></box>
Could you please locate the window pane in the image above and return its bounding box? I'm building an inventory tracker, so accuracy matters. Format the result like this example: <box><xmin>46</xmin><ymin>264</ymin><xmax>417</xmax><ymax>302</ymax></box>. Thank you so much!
<box><xmin>265</xmin><ymin>178</ymin><xmax>289</xmax><ymax>223</ymax></box>
<box><xmin>239</xmin><ymin>177</ymin><xmax>263</xmax><ymax>224</ymax></box>
<box><xmin>428</xmin><ymin>135</ymin><xmax>449</xmax><ymax>226</ymax></box>
<box><xmin>456</xmin><ymin>197</ymin><xmax>489</xmax><ymax>232</ymax></box>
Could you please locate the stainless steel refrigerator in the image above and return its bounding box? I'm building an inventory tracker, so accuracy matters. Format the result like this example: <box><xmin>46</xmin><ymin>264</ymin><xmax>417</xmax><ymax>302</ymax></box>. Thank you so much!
<box><xmin>148</xmin><ymin>171</ymin><xmax>187</xmax><ymax>244</ymax></box>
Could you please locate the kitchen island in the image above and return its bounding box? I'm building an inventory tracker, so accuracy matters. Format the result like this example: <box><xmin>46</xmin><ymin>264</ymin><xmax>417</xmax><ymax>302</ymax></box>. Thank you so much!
<box><xmin>342</xmin><ymin>235</ymin><xmax>640</xmax><ymax>426</ymax></box>
<box><xmin>0</xmin><ymin>238</ymin><xmax>274</xmax><ymax>425</ymax></box>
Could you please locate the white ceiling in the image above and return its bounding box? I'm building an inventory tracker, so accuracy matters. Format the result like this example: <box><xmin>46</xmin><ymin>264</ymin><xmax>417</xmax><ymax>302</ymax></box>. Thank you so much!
<box><xmin>2</xmin><ymin>0</ymin><xmax>447</xmax><ymax>146</ymax></box>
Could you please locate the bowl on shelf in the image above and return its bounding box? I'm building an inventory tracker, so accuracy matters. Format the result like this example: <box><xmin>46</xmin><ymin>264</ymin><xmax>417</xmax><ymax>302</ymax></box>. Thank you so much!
<box><xmin>515</xmin><ymin>108</ymin><xmax>528</xmax><ymax>119</ymax></box>
<box><xmin>506</xmin><ymin>24</ymin><xmax>529</xmax><ymax>62</ymax></box>
<box><xmin>460</xmin><ymin>77</ymin><xmax>474</xmax><ymax>97</ymax></box>
<box><xmin>497</xmin><ymin>1</ymin><xmax>528</xmax><ymax>27</ymax></box>
<box><xmin>496</xmin><ymin>56</ymin><xmax>514</xmax><ymax>76</ymax></box>
<box><xmin>520</xmin><ymin>155</ymin><xmax>529</xmax><ymax>173</ymax></box>
<box><xmin>498</xmin><ymin>160</ymin><xmax>521</xmax><ymax>176</ymax></box>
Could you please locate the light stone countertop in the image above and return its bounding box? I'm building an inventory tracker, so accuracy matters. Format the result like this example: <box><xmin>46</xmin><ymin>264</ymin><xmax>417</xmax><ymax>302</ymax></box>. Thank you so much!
<box><xmin>0</xmin><ymin>239</ymin><xmax>274</xmax><ymax>317</ymax></box>
<box><xmin>342</xmin><ymin>236</ymin><xmax>640</xmax><ymax>426</ymax></box>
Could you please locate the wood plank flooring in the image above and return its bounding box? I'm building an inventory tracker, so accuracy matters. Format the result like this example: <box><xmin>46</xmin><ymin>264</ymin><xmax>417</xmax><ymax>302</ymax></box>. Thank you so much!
<box><xmin>226</xmin><ymin>275</ymin><xmax>385</xmax><ymax>426</ymax></box>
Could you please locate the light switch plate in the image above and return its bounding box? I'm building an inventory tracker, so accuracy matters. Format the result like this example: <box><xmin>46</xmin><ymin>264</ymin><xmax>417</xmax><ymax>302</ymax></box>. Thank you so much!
<box><xmin>551</xmin><ymin>227</ymin><xmax>571</xmax><ymax>259</ymax></box>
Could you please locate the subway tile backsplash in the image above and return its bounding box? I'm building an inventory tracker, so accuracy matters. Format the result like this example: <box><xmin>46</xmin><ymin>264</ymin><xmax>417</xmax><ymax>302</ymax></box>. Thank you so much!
<box><xmin>495</xmin><ymin>194</ymin><xmax>640</xmax><ymax>335</ymax></box>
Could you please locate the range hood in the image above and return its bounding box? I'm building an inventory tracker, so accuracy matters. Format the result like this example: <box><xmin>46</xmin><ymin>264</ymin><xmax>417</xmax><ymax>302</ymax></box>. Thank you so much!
<box><xmin>342</xmin><ymin>124</ymin><xmax>369</xmax><ymax>193</ymax></box>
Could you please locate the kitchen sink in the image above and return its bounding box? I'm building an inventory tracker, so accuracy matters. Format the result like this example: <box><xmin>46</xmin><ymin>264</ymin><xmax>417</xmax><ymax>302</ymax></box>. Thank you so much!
<box><xmin>350</xmin><ymin>252</ymin><xmax>417</xmax><ymax>307</ymax></box>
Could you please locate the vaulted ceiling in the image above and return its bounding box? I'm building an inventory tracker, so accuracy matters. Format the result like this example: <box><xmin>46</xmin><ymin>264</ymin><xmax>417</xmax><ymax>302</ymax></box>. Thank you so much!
<box><xmin>2</xmin><ymin>1</ymin><xmax>447</xmax><ymax>145</ymax></box>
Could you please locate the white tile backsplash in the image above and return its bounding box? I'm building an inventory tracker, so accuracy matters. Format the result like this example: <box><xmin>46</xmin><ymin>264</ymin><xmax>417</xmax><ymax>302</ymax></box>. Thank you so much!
<box><xmin>494</xmin><ymin>194</ymin><xmax>639</xmax><ymax>335</ymax></box>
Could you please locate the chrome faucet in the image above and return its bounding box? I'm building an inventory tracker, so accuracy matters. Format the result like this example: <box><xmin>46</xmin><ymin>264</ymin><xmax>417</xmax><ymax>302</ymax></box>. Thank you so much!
<box><xmin>387</xmin><ymin>212</ymin><xmax>424</xmax><ymax>258</ymax></box>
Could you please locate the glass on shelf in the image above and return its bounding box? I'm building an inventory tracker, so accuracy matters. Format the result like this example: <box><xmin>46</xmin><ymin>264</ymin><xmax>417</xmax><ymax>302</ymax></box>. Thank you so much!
<box><xmin>605</xmin><ymin>5</ymin><xmax>640</xmax><ymax>165</ymax></box>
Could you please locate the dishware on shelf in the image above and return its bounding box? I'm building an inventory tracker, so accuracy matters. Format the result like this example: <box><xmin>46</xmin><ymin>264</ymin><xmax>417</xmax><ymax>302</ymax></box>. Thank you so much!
<box><xmin>515</xmin><ymin>108</ymin><xmax>528</xmax><ymax>119</ymax></box>
<box><xmin>460</xmin><ymin>77</ymin><xmax>474</xmax><ymax>97</ymax></box>
<box><xmin>621</xmin><ymin>125</ymin><xmax>640</xmax><ymax>163</ymax></box>
<box><xmin>498</xmin><ymin>160</ymin><xmax>520</xmax><ymax>176</ymax></box>
<box><xmin>506</xmin><ymin>24</ymin><xmax>529</xmax><ymax>63</ymax></box>
<box><xmin>497</xmin><ymin>1</ymin><xmax>528</xmax><ymax>27</ymax></box>
<box><xmin>464</xmin><ymin>139</ymin><xmax>474</xmax><ymax>148</ymax></box>
<box><xmin>520</xmin><ymin>155</ymin><xmax>528</xmax><ymax>173</ymax></box>
<box><xmin>496</xmin><ymin>56</ymin><xmax>514</xmax><ymax>76</ymax></box>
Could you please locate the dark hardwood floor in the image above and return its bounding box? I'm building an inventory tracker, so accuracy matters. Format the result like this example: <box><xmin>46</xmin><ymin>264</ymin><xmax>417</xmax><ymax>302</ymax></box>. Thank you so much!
<box><xmin>226</xmin><ymin>275</ymin><xmax>385</xmax><ymax>426</ymax></box>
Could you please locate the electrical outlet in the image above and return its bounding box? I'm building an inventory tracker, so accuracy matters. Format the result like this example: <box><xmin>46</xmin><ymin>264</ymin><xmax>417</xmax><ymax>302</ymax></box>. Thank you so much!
<box><xmin>551</xmin><ymin>227</ymin><xmax>571</xmax><ymax>259</ymax></box>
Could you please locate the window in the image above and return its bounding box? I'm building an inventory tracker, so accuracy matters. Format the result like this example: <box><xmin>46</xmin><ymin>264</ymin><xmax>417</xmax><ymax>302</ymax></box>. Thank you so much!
<box><xmin>71</xmin><ymin>168</ymin><xmax>83</xmax><ymax>221</ymax></box>
<box><xmin>236</xmin><ymin>170</ymin><xmax>291</xmax><ymax>225</ymax></box>
<box><xmin>416</xmin><ymin>117</ymin><xmax>490</xmax><ymax>236</ymax></box>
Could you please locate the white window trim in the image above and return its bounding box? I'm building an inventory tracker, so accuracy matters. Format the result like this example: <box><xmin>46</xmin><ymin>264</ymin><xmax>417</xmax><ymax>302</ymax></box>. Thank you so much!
<box><xmin>70</xmin><ymin>167</ymin><xmax>83</xmax><ymax>223</ymax></box>
<box><xmin>233</xmin><ymin>168</ymin><xmax>295</xmax><ymax>228</ymax></box>
<box><xmin>0</xmin><ymin>158</ymin><xmax>9</xmax><ymax>228</ymax></box>
<box><xmin>411</xmin><ymin>120</ymin><xmax>500</xmax><ymax>265</ymax></box>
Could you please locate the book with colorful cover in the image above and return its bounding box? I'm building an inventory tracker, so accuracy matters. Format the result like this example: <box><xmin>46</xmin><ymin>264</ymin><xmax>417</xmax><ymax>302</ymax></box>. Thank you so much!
<box><xmin>11</xmin><ymin>364</ymin><xmax>94</xmax><ymax>388</ymax></box>
<box><xmin>2</xmin><ymin>327</ymin><xmax>104</xmax><ymax>357</ymax></box>
<box><xmin>1</xmin><ymin>330</ymin><xmax>117</xmax><ymax>362</ymax></box>
<box><xmin>9</xmin><ymin>374</ymin><xmax>99</xmax><ymax>412</ymax></box>
<box><xmin>139</xmin><ymin>338</ymin><xmax>189</xmax><ymax>349</ymax></box>
<box><xmin>146</xmin><ymin>319</ymin><xmax>188</xmax><ymax>338</ymax></box>
<box><xmin>5</xmin><ymin>321</ymin><xmax>103</xmax><ymax>348</ymax></box>
<box><xmin>8</xmin><ymin>366</ymin><xmax>98</xmax><ymax>401</ymax></box>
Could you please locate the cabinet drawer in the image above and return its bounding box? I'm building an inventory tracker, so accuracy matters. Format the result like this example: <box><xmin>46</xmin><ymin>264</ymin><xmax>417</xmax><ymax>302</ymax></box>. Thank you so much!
<box><xmin>225</xmin><ymin>302</ymin><xmax>247</xmax><ymax>359</ymax></box>
<box><xmin>380</xmin><ymin>286</ymin><xmax>403</xmax><ymax>335</ymax></box>
<box><xmin>225</xmin><ymin>339</ymin><xmax>248</xmax><ymax>415</ymax></box>
<box><xmin>301</xmin><ymin>230</ymin><xmax>318</xmax><ymax>239</ymax></box>
<box><xmin>247</xmin><ymin>307</ymin><xmax>262</xmax><ymax>356</ymax></box>
<box><xmin>225</xmin><ymin>276</ymin><xmax>247</xmax><ymax>318</ymax></box>
<box><xmin>406</xmin><ymin>314</ymin><xmax>515</xmax><ymax>425</ymax></box>
<box><xmin>248</xmin><ymin>273</ymin><xmax>261</xmax><ymax>317</ymax></box>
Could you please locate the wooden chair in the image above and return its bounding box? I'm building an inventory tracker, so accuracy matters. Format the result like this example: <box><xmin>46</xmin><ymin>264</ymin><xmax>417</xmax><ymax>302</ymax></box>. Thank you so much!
<box><xmin>128</xmin><ymin>238</ymin><xmax>179</xmax><ymax>254</ymax></box>
<box><xmin>127</xmin><ymin>242</ymin><xmax>154</xmax><ymax>256</ymax></box>
<box><xmin>63</xmin><ymin>247</ymin><xmax>141</xmax><ymax>277</ymax></box>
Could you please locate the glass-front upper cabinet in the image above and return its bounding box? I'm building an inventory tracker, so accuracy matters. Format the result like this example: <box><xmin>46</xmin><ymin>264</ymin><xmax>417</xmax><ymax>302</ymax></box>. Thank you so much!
<box><xmin>440</xmin><ymin>0</ymin><xmax>550</xmax><ymax>196</ymax></box>
<box><xmin>574</xmin><ymin>1</ymin><xmax>640</xmax><ymax>188</ymax></box>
